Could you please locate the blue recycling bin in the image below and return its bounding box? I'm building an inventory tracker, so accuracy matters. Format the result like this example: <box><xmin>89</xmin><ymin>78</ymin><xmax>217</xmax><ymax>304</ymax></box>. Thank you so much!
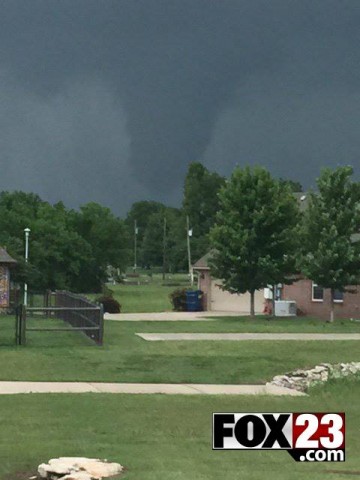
<box><xmin>186</xmin><ymin>290</ymin><xmax>203</xmax><ymax>312</ymax></box>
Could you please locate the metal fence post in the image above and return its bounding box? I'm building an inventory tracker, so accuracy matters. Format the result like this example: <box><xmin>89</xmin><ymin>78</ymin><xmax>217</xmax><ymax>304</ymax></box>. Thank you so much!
<box><xmin>18</xmin><ymin>291</ymin><xmax>104</xmax><ymax>346</ymax></box>
<box><xmin>15</xmin><ymin>305</ymin><xmax>19</xmax><ymax>345</ymax></box>
<box><xmin>98</xmin><ymin>304</ymin><xmax>104</xmax><ymax>346</ymax></box>
<box><xmin>21</xmin><ymin>305</ymin><xmax>26</xmax><ymax>346</ymax></box>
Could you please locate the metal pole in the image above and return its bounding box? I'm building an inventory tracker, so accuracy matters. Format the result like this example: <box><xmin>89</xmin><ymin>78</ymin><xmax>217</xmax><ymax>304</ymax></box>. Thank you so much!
<box><xmin>23</xmin><ymin>228</ymin><xmax>30</xmax><ymax>306</ymax></box>
<box><xmin>98</xmin><ymin>303</ymin><xmax>104</xmax><ymax>346</ymax></box>
<box><xmin>162</xmin><ymin>216</ymin><xmax>167</xmax><ymax>281</ymax></box>
<box><xmin>15</xmin><ymin>305</ymin><xmax>19</xmax><ymax>345</ymax></box>
<box><xmin>134</xmin><ymin>220</ymin><xmax>137</xmax><ymax>271</ymax></box>
<box><xmin>21</xmin><ymin>304</ymin><xmax>26</xmax><ymax>346</ymax></box>
<box><xmin>186</xmin><ymin>216</ymin><xmax>194</xmax><ymax>286</ymax></box>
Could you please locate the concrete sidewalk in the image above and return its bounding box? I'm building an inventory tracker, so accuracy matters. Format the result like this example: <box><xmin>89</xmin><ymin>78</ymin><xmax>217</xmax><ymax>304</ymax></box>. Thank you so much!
<box><xmin>136</xmin><ymin>332</ymin><xmax>360</xmax><ymax>341</ymax></box>
<box><xmin>105</xmin><ymin>311</ymin><xmax>243</xmax><ymax>321</ymax></box>
<box><xmin>0</xmin><ymin>381</ymin><xmax>305</xmax><ymax>396</ymax></box>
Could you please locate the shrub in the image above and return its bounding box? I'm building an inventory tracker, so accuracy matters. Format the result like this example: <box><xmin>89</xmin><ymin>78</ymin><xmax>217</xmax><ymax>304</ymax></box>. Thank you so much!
<box><xmin>169</xmin><ymin>288</ymin><xmax>187</xmax><ymax>311</ymax></box>
<box><xmin>101</xmin><ymin>284</ymin><xmax>114</xmax><ymax>296</ymax></box>
<box><xmin>96</xmin><ymin>295</ymin><xmax>121</xmax><ymax>313</ymax></box>
<box><xmin>115</xmin><ymin>275</ymin><xmax>125</xmax><ymax>284</ymax></box>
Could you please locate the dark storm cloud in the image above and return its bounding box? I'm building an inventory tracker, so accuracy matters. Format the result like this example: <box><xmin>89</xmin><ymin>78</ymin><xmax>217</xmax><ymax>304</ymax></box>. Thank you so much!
<box><xmin>0</xmin><ymin>73</ymin><xmax>134</xmax><ymax>211</ymax></box>
<box><xmin>0</xmin><ymin>0</ymin><xmax>360</xmax><ymax>214</ymax></box>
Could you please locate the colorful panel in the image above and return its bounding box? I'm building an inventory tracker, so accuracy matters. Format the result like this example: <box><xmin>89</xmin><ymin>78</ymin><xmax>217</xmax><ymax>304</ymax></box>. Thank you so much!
<box><xmin>0</xmin><ymin>266</ymin><xmax>10</xmax><ymax>307</ymax></box>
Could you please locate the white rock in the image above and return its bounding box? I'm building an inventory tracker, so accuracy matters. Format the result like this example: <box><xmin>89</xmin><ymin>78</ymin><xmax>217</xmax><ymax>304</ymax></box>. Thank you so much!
<box><xmin>38</xmin><ymin>464</ymin><xmax>49</xmax><ymax>478</ymax></box>
<box><xmin>61</xmin><ymin>473</ymin><xmax>93</xmax><ymax>480</ymax></box>
<box><xmin>38</xmin><ymin>458</ymin><xmax>123</xmax><ymax>480</ymax></box>
<box><xmin>319</xmin><ymin>363</ymin><xmax>332</xmax><ymax>368</ymax></box>
<box><xmin>269</xmin><ymin>361</ymin><xmax>360</xmax><ymax>393</ymax></box>
<box><xmin>289</xmin><ymin>370</ymin><xmax>307</xmax><ymax>377</ymax></box>
<box><xmin>39</xmin><ymin>459</ymin><xmax>76</xmax><ymax>477</ymax></box>
<box><xmin>312</xmin><ymin>366</ymin><xmax>327</xmax><ymax>373</ymax></box>
<box><xmin>79</xmin><ymin>461</ymin><xmax>123</xmax><ymax>478</ymax></box>
<box><xmin>57</xmin><ymin>458</ymin><xmax>99</xmax><ymax>463</ymax></box>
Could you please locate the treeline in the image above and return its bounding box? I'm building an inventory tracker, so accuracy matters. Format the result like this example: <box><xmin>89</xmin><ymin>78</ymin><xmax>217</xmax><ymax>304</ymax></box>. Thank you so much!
<box><xmin>125</xmin><ymin>162</ymin><xmax>226</xmax><ymax>272</ymax></box>
<box><xmin>0</xmin><ymin>194</ymin><xmax>129</xmax><ymax>292</ymax></box>
<box><xmin>126</xmin><ymin>164</ymin><xmax>302</xmax><ymax>271</ymax></box>
<box><xmin>1</xmin><ymin>162</ymin><xmax>302</xmax><ymax>293</ymax></box>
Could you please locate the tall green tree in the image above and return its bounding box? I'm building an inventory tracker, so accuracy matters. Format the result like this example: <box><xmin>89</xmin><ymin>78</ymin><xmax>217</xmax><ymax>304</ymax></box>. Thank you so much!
<box><xmin>71</xmin><ymin>202</ymin><xmax>130</xmax><ymax>290</ymax></box>
<box><xmin>125</xmin><ymin>200</ymin><xmax>167</xmax><ymax>268</ymax></box>
<box><xmin>299</xmin><ymin>166</ymin><xmax>360</xmax><ymax>322</ymax></box>
<box><xmin>0</xmin><ymin>192</ymin><xmax>93</xmax><ymax>291</ymax></box>
<box><xmin>140</xmin><ymin>210</ymin><xmax>166</xmax><ymax>268</ymax></box>
<box><xmin>0</xmin><ymin>192</ymin><xmax>130</xmax><ymax>293</ymax></box>
<box><xmin>183</xmin><ymin>162</ymin><xmax>225</xmax><ymax>261</ymax></box>
<box><xmin>279</xmin><ymin>178</ymin><xmax>303</xmax><ymax>192</ymax></box>
<box><xmin>140</xmin><ymin>207</ymin><xmax>187</xmax><ymax>272</ymax></box>
<box><xmin>165</xmin><ymin>211</ymin><xmax>188</xmax><ymax>272</ymax></box>
<box><xmin>28</xmin><ymin>203</ymin><xmax>92</xmax><ymax>291</ymax></box>
<box><xmin>210</xmin><ymin>166</ymin><xmax>300</xmax><ymax>315</ymax></box>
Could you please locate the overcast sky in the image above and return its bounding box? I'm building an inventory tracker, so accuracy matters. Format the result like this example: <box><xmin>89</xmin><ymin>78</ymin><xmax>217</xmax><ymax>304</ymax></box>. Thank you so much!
<box><xmin>1</xmin><ymin>0</ymin><xmax>360</xmax><ymax>216</ymax></box>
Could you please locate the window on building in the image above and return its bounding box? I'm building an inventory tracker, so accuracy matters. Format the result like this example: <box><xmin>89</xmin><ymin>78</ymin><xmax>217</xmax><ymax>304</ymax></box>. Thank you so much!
<box><xmin>312</xmin><ymin>283</ymin><xmax>324</xmax><ymax>301</ymax></box>
<box><xmin>333</xmin><ymin>290</ymin><xmax>344</xmax><ymax>303</ymax></box>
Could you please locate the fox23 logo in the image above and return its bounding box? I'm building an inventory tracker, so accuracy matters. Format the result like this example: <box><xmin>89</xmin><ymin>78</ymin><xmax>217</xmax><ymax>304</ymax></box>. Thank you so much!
<box><xmin>212</xmin><ymin>412</ymin><xmax>345</xmax><ymax>462</ymax></box>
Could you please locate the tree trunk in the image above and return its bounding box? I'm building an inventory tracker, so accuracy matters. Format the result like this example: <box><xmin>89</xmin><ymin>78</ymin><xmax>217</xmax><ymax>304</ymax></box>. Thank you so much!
<box><xmin>250</xmin><ymin>290</ymin><xmax>255</xmax><ymax>317</ymax></box>
<box><xmin>329</xmin><ymin>288</ymin><xmax>335</xmax><ymax>323</ymax></box>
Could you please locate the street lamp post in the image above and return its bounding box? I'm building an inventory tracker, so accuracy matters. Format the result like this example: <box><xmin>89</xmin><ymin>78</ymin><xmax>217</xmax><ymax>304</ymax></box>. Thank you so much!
<box><xmin>186</xmin><ymin>216</ymin><xmax>194</xmax><ymax>286</ymax></box>
<box><xmin>134</xmin><ymin>220</ymin><xmax>138</xmax><ymax>272</ymax></box>
<box><xmin>24</xmin><ymin>227</ymin><xmax>30</xmax><ymax>306</ymax></box>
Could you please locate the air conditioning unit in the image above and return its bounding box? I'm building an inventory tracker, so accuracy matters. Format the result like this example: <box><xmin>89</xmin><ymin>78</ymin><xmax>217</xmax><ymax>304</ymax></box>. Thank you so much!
<box><xmin>274</xmin><ymin>300</ymin><xmax>297</xmax><ymax>317</ymax></box>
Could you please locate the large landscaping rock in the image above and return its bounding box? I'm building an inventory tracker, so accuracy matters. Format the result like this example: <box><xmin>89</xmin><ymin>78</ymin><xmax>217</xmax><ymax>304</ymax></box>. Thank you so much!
<box><xmin>268</xmin><ymin>362</ymin><xmax>360</xmax><ymax>392</ymax></box>
<box><xmin>38</xmin><ymin>458</ymin><xmax>123</xmax><ymax>480</ymax></box>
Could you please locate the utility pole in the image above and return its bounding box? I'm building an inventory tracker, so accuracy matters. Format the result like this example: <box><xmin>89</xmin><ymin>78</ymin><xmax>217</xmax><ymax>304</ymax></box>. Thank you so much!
<box><xmin>162</xmin><ymin>216</ymin><xmax>167</xmax><ymax>281</ymax></box>
<box><xmin>186</xmin><ymin>215</ymin><xmax>194</xmax><ymax>286</ymax></box>
<box><xmin>134</xmin><ymin>220</ymin><xmax>138</xmax><ymax>271</ymax></box>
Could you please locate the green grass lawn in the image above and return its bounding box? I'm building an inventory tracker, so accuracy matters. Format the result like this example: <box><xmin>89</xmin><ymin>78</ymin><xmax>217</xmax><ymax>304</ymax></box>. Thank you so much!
<box><xmin>86</xmin><ymin>273</ymin><xmax>192</xmax><ymax>313</ymax></box>
<box><xmin>0</xmin><ymin>315</ymin><xmax>359</xmax><ymax>383</ymax></box>
<box><xmin>0</xmin><ymin>310</ymin><xmax>359</xmax><ymax>479</ymax></box>
<box><xmin>137</xmin><ymin>315</ymin><xmax>360</xmax><ymax>333</ymax></box>
<box><xmin>0</xmin><ymin>377</ymin><xmax>358</xmax><ymax>480</ymax></box>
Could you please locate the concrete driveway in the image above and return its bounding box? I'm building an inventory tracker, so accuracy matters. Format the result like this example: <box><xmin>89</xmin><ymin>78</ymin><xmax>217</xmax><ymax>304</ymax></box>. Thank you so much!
<box><xmin>104</xmin><ymin>311</ymin><xmax>245</xmax><ymax>321</ymax></box>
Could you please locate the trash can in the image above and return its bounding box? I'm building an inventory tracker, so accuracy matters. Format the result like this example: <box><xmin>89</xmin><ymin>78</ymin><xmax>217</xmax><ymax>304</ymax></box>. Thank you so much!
<box><xmin>186</xmin><ymin>290</ymin><xmax>203</xmax><ymax>312</ymax></box>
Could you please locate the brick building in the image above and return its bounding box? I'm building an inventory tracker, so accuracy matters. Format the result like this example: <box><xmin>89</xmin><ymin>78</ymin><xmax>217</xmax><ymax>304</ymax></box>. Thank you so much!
<box><xmin>194</xmin><ymin>252</ymin><xmax>360</xmax><ymax>319</ymax></box>
<box><xmin>193</xmin><ymin>191</ymin><xmax>360</xmax><ymax>319</ymax></box>
<box><xmin>281</xmin><ymin>276</ymin><xmax>360</xmax><ymax>320</ymax></box>
<box><xmin>0</xmin><ymin>247</ymin><xmax>17</xmax><ymax>309</ymax></box>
